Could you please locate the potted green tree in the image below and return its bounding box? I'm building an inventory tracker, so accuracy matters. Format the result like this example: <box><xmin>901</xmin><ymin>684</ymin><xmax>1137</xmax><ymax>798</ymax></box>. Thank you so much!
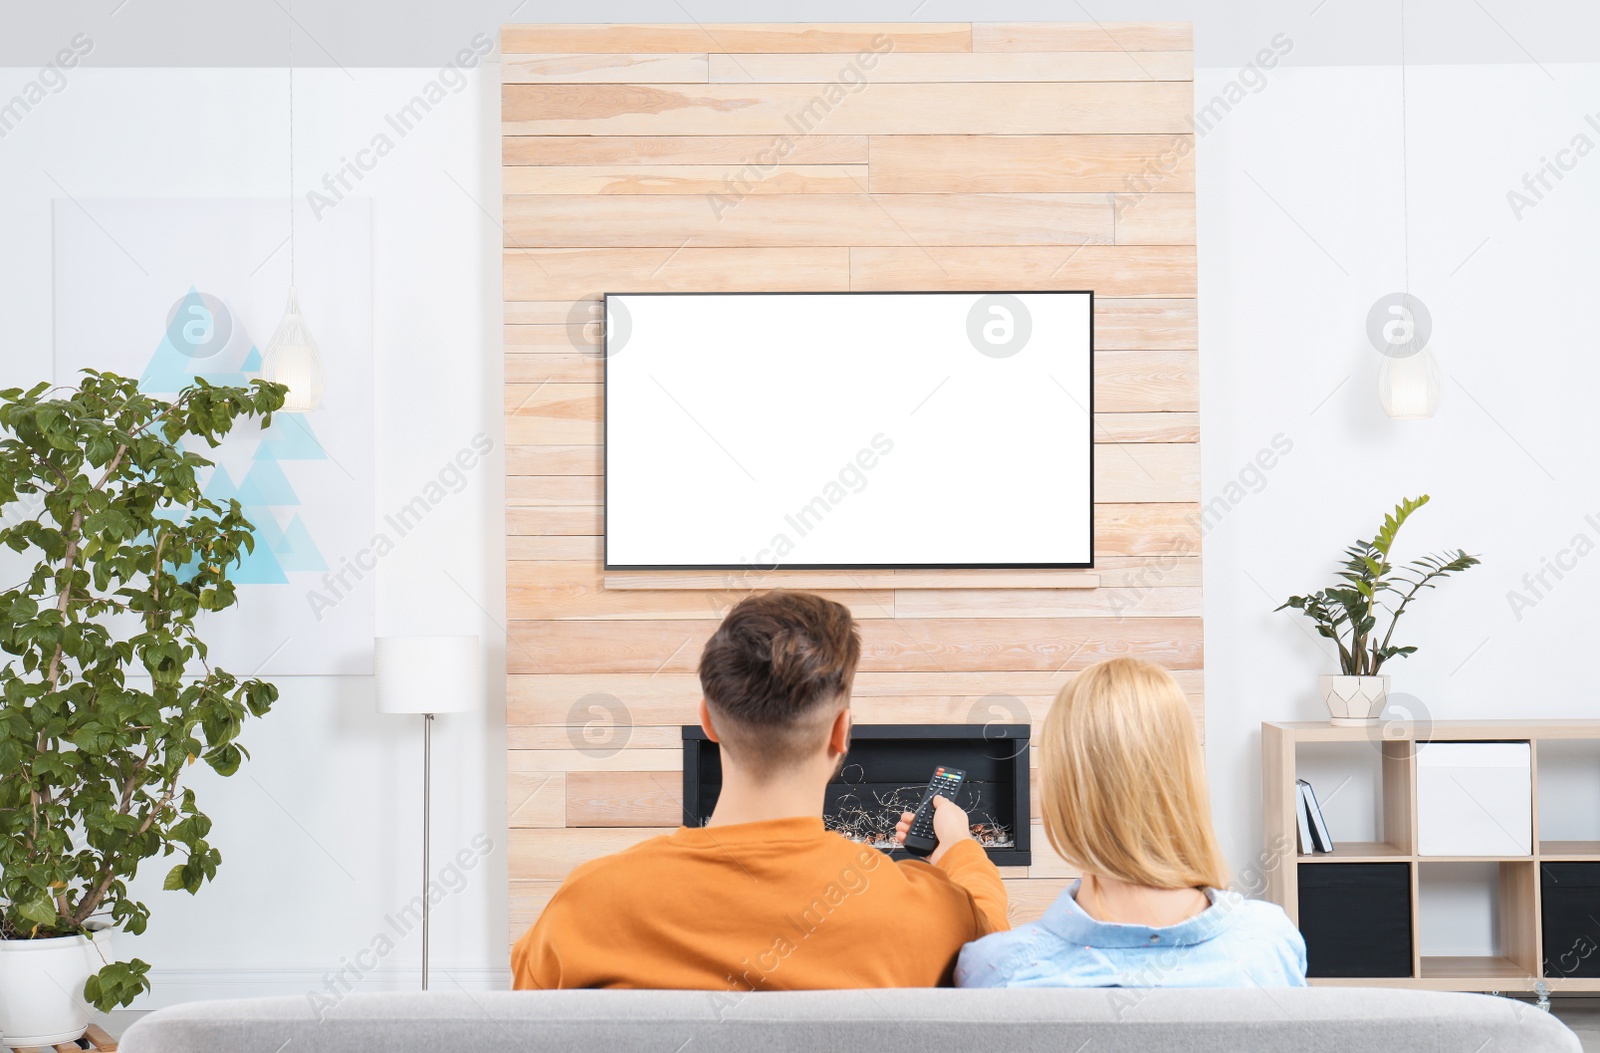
<box><xmin>0</xmin><ymin>372</ymin><xmax>284</xmax><ymax>1045</ymax></box>
<box><xmin>1278</xmin><ymin>495</ymin><xmax>1480</xmax><ymax>725</ymax></box>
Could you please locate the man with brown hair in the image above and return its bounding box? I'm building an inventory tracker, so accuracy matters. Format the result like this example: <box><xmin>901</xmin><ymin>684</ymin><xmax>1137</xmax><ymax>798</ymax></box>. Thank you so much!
<box><xmin>511</xmin><ymin>590</ymin><xmax>1008</xmax><ymax>991</ymax></box>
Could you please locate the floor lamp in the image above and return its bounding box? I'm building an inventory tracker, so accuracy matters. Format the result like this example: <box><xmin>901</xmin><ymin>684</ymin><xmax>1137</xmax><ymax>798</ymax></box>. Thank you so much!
<box><xmin>375</xmin><ymin>635</ymin><xmax>481</xmax><ymax>991</ymax></box>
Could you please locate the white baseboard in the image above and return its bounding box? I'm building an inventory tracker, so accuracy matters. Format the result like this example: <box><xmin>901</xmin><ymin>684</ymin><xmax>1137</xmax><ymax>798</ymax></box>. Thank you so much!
<box><xmin>135</xmin><ymin>965</ymin><xmax>513</xmax><ymax>1010</ymax></box>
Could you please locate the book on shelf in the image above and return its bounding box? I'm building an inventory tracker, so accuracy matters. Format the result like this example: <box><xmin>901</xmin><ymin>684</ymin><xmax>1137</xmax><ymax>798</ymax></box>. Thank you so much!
<box><xmin>1297</xmin><ymin>778</ymin><xmax>1335</xmax><ymax>854</ymax></box>
<box><xmin>1295</xmin><ymin>782</ymin><xmax>1315</xmax><ymax>854</ymax></box>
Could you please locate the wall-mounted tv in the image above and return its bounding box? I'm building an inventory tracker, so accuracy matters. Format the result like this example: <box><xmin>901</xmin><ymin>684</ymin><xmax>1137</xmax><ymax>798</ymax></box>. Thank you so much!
<box><xmin>604</xmin><ymin>291</ymin><xmax>1093</xmax><ymax>571</ymax></box>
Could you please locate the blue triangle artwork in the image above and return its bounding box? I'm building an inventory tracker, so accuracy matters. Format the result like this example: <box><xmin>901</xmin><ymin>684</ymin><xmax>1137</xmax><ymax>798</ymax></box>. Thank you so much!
<box><xmin>142</xmin><ymin>285</ymin><xmax>329</xmax><ymax>586</ymax></box>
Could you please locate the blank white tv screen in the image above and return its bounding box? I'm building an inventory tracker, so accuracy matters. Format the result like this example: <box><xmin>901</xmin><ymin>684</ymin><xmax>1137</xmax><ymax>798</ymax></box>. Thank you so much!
<box><xmin>604</xmin><ymin>291</ymin><xmax>1093</xmax><ymax>570</ymax></box>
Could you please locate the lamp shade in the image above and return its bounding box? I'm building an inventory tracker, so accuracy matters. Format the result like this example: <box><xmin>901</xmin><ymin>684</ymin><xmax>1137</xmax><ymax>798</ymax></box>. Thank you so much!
<box><xmin>262</xmin><ymin>289</ymin><xmax>326</xmax><ymax>413</ymax></box>
<box><xmin>1378</xmin><ymin>345</ymin><xmax>1444</xmax><ymax>420</ymax></box>
<box><xmin>374</xmin><ymin>635</ymin><xmax>481</xmax><ymax>715</ymax></box>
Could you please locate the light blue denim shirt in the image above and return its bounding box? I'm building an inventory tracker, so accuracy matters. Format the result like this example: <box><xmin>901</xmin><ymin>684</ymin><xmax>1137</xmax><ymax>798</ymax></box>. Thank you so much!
<box><xmin>956</xmin><ymin>880</ymin><xmax>1308</xmax><ymax>989</ymax></box>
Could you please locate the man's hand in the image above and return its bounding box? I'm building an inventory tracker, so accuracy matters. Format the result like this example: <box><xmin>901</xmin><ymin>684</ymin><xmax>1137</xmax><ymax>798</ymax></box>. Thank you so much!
<box><xmin>894</xmin><ymin>795</ymin><xmax>973</xmax><ymax>865</ymax></box>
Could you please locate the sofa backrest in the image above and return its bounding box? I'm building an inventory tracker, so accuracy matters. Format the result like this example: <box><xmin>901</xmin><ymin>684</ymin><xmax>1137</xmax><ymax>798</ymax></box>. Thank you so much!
<box><xmin>120</xmin><ymin>987</ymin><xmax>1579</xmax><ymax>1053</ymax></box>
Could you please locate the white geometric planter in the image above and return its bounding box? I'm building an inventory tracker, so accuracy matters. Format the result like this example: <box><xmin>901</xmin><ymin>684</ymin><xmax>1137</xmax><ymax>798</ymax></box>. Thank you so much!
<box><xmin>1319</xmin><ymin>674</ymin><xmax>1390</xmax><ymax>726</ymax></box>
<box><xmin>0</xmin><ymin>927</ymin><xmax>113</xmax><ymax>1047</ymax></box>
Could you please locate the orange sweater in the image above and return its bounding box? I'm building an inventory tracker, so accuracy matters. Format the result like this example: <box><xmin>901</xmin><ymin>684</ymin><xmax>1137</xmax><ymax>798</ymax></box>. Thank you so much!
<box><xmin>511</xmin><ymin>817</ymin><xmax>1009</xmax><ymax>991</ymax></box>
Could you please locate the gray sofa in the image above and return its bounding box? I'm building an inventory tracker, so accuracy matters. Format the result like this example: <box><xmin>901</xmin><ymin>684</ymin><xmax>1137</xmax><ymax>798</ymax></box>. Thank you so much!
<box><xmin>121</xmin><ymin>987</ymin><xmax>1578</xmax><ymax>1052</ymax></box>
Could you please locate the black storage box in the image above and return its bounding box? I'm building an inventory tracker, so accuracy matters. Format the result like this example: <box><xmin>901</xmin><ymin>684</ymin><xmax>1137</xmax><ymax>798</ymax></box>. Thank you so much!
<box><xmin>1297</xmin><ymin>863</ymin><xmax>1413</xmax><ymax>978</ymax></box>
<box><xmin>1542</xmin><ymin>862</ymin><xmax>1600</xmax><ymax>979</ymax></box>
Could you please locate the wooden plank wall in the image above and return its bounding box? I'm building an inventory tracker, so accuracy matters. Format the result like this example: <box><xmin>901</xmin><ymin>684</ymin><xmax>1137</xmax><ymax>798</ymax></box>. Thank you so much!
<box><xmin>502</xmin><ymin>21</ymin><xmax>1200</xmax><ymax>947</ymax></box>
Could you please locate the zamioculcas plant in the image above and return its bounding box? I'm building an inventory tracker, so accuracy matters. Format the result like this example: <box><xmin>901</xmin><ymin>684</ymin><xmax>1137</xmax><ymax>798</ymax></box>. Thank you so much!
<box><xmin>0</xmin><ymin>371</ymin><xmax>285</xmax><ymax>1010</ymax></box>
<box><xmin>1277</xmin><ymin>495</ymin><xmax>1481</xmax><ymax>676</ymax></box>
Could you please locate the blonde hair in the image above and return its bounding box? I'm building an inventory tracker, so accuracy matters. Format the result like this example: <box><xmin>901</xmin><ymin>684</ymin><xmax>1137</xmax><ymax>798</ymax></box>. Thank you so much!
<box><xmin>1039</xmin><ymin>657</ymin><xmax>1227</xmax><ymax>890</ymax></box>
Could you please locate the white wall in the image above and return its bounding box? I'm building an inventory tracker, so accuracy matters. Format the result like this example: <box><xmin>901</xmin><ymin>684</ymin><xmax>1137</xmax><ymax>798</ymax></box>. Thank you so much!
<box><xmin>4</xmin><ymin>52</ymin><xmax>1597</xmax><ymax>998</ymax></box>
<box><xmin>1198</xmin><ymin>60</ymin><xmax>1600</xmax><ymax>955</ymax></box>
<box><xmin>0</xmin><ymin>65</ymin><xmax>508</xmax><ymax>1005</ymax></box>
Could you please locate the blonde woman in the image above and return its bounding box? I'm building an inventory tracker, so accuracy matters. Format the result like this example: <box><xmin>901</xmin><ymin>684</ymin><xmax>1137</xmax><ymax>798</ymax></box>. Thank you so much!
<box><xmin>956</xmin><ymin>657</ymin><xmax>1306</xmax><ymax>988</ymax></box>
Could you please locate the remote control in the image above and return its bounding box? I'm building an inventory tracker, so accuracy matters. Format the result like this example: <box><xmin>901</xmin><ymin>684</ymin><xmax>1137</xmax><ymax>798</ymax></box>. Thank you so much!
<box><xmin>900</xmin><ymin>766</ymin><xmax>967</xmax><ymax>858</ymax></box>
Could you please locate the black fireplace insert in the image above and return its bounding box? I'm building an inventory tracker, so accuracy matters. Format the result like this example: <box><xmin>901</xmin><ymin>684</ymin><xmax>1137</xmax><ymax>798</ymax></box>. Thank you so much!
<box><xmin>682</xmin><ymin>723</ymin><xmax>1031</xmax><ymax>866</ymax></box>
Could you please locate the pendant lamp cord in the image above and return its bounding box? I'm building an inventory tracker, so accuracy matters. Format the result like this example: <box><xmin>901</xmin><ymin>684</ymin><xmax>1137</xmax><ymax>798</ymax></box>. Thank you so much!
<box><xmin>1399</xmin><ymin>0</ymin><xmax>1410</xmax><ymax>297</ymax></box>
<box><xmin>288</xmin><ymin>0</ymin><xmax>296</xmax><ymax>288</ymax></box>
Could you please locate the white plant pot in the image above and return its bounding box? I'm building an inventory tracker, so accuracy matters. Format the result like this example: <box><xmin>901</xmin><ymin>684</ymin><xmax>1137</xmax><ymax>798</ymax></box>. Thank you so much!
<box><xmin>0</xmin><ymin>926</ymin><xmax>114</xmax><ymax>1046</ymax></box>
<box><xmin>1319</xmin><ymin>674</ymin><xmax>1390</xmax><ymax>725</ymax></box>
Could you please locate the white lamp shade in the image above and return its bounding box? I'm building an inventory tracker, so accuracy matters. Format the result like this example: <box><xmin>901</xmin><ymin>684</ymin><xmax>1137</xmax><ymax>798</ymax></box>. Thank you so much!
<box><xmin>262</xmin><ymin>288</ymin><xmax>326</xmax><ymax>413</ymax></box>
<box><xmin>375</xmin><ymin>635</ymin><xmax>482</xmax><ymax>715</ymax></box>
<box><xmin>1378</xmin><ymin>345</ymin><xmax>1444</xmax><ymax>420</ymax></box>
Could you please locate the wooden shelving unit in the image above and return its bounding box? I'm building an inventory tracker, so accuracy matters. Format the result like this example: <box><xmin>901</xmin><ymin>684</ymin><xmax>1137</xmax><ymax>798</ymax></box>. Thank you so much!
<box><xmin>1263</xmin><ymin>719</ymin><xmax>1600</xmax><ymax>994</ymax></box>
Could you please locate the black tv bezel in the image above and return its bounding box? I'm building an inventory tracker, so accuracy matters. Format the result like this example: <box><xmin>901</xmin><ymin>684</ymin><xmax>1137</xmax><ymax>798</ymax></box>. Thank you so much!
<box><xmin>601</xmin><ymin>290</ymin><xmax>1096</xmax><ymax>572</ymax></box>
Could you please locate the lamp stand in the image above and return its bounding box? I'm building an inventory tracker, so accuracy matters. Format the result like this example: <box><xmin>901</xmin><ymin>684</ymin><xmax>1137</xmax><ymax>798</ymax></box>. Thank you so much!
<box><xmin>421</xmin><ymin>711</ymin><xmax>433</xmax><ymax>991</ymax></box>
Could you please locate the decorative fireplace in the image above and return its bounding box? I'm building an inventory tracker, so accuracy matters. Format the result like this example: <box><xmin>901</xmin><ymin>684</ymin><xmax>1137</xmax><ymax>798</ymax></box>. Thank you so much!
<box><xmin>682</xmin><ymin>724</ymin><xmax>1031</xmax><ymax>866</ymax></box>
